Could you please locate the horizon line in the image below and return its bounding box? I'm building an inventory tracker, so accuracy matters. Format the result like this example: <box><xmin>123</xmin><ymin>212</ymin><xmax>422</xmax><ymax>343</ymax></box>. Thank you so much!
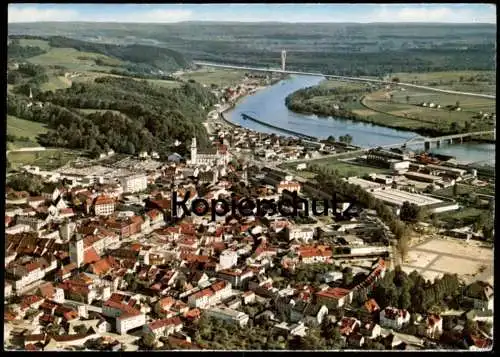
<box><xmin>8</xmin><ymin>20</ymin><xmax>496</xmax><ymax>25</ymax></box>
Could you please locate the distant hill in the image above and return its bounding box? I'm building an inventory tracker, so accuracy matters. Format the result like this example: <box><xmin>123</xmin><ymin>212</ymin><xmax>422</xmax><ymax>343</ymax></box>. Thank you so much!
<box><xmin>47</xmin><ymin>36</ymin><xmax>190</xmax><ymax>72</ymax></box>
<box><xmin>8</xmin><ymin>22</ymin><xmax>496</xmax><ymax>75</ymax></box>
<box><xmin>8</xmin><ymin>34</ymin><xmax>191</xmax><ymax>74</ymax></box>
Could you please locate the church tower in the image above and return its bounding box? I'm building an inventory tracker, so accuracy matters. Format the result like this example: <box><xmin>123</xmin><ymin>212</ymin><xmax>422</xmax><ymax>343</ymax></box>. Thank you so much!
<box><xmin>191</xmin><ymin>137</ymin><xmax>197</xmax><ymax>165</ymax></box>
<box><xmin>242</xmin><ymin>165</ymin><xmax>248</xmax><ymax>186</ymax></box>
<box><xmin>69</xmin><ymin>236</ymin><xmax>84</xmax><ymax>268</ymax></box>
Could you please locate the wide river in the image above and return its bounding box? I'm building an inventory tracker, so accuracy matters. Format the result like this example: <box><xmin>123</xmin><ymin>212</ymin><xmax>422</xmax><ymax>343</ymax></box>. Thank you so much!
<box><xmin>227</xmin><ymin>75</ymin><xmax>495</xmax><ymax>166</ymax></box>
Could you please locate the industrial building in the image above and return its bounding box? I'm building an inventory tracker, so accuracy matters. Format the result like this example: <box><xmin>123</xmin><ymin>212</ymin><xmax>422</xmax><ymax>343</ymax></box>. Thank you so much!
<box><xmin>366</xmin><ymin>149</ymin><xmax>408</xmax><ymax>168</ymax></box>
<box><xmin>424</xmin><ymin>164</ymin><xmax>468</xmax><ymax>179</ymax></box>
<box><xmin>370</xmin><ymin>188</ymin><xmax>443</xmax><ymax>207</ymax></box>
<box><xmin>404</xmin><ymin>171</ymin><xmax>442</xmax><ymax>184</ymax></box>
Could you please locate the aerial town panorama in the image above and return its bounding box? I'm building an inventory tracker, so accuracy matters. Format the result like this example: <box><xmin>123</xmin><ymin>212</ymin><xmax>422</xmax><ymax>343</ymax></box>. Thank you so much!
<box><xmin>4</xmin><ymin>3</ymin><xmax>495</xmax><ymax>352</ymax></box>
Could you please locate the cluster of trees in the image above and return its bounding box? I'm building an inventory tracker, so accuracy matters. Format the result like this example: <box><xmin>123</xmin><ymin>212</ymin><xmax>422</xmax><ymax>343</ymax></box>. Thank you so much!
<box><xmin>338</xmin><ymin>134</ymin><xmax>353</xmax><ymax>144</ymax></box>
<box><xmin>399</xmin><ymin>201</ymin><xmax>424</xmax><ymax>223</ymax></box>
<box><xmin>8</xmin><ymin>63</ymin><xmax>49</xmax><ymax>90</ymax></box>
<box><xmin>6</xmin><ymin>173</ymin><xmax>45</xmax><ymax>195</ymax></box>
<box><xmin>371</xmin><ymin>267</ymin><xmax>462</xmax><ymax>314</ymax></box>
<box><xmin>192</xmin><ymin>314</ymin><xmax>343</xmax><ymax>350</ymax></box>
<box><xmin>8</xmin><ymin>77</ymin><xmax>217</xmax><ymax>156</ymax></box>
<box><xmin>285</xmin><ymin>85</ymin><xmax>370</xmax><ymax>120</ymax></box>
<box><xmin>7</xmin><ymin>39</ymin><xmax>47</xmax><ymax>59</ymax></box>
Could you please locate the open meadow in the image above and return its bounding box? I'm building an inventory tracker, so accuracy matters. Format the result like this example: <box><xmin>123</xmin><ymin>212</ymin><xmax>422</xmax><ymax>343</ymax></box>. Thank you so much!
<box><xmin>7</xmin><ymin>115</ymin><xmax>47</xmax><ymax>141</ymax></box>
<box><xmin>7</xmin><ymin>149</ymin><xmax>82</xmax><ymax>171</ymax></box>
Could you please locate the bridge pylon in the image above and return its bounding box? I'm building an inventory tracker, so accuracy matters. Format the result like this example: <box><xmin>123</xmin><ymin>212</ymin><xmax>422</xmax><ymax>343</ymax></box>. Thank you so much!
<box><xmin>281</xmin><ymin>50</ymin><xmax>286</xmax><ymax>71</ymax></box>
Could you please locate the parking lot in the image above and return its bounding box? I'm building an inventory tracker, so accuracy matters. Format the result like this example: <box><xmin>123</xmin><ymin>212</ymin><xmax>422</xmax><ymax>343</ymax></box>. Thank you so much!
<box><xmin>401</xmin><ymin>236</ymin><xmax>493</xmax><ymax>285</ymax></box>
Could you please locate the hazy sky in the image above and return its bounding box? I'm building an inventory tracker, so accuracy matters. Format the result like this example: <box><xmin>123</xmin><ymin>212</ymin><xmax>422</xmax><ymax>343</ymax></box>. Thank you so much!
<box><xmin>8</xmin><ymin>4</ymin><xmax>496</xmax><ymax>24</ymax></box>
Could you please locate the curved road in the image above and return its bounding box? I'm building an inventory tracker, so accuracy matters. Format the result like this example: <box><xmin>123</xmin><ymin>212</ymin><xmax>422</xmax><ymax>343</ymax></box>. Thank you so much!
<box><xmin>193</xmin><ymin>61</ymin><xmax>496</xmax><ymax>100</ymax></box>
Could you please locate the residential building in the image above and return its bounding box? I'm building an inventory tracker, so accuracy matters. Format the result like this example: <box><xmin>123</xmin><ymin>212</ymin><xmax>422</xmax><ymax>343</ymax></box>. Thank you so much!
<box><xmin>217</xmin><ymin>268</ymin><xmax>254</xmax><ymax>289</ymax></box>
<box><xmin>277</xmin><ymin>180</ymin><xmax>301</xmax><ymax>194</ymax></box>
<box><xmin>120</xmin><ymin>175</ymin><xmax>148</xmax><ymax>194</ymax></box>
<box><xmin>379</xmin><ymin>307</ymin><xmax>410</xmax><ymax>330</ymax></box>
<box><xmin>187</xmin><ymin>280</ymin><xmax>232</xmax><ymax>309</ymax></box>
<box><xmin>219</xmin><ymin>249</ymin><xmax>238</xmax><ymax>270</ymax></box>
<box><xmin>143</xmin><ymin>317</ymin><xmax>183</xmax><ymax>338</ymax></box>
<box><xmin>464</xmin><ymin>281</ymin><xmax>494</xmax><ymax>311</ymax></box>
<box><xmin>425</xmin><ymin>314</ymin><xmax>443</xmax><ymax>340</ymax></box>
<box><xmin>289</xmin><ymin>226</ymin><xmax>315</xmax><ymax>242</ymax></box>
<box><xmin>315</xmin><ymin>288</ymin><xmax>353</xmax><ymax>308</ymax></box>
<box><xmin>93</xmin><ymin>196</ymin><xmax>115</xmax><ymax>216</ymax></box>
<box><xmin>204</xmin><ymin>306</ymin><xmax>249</xmax><ymax>327</ymax></box>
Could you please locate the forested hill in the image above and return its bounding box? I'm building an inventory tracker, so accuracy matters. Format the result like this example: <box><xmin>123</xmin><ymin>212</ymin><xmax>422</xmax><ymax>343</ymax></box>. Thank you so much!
<box><xmin>7</xmin><ymin>78</ymin><xmax>217</xmax><ymax>157</ymax></box>
<box><xmin>9</xmin><ymin>35</ymin><xmax>191</xmax><ymax>73</ymax></box>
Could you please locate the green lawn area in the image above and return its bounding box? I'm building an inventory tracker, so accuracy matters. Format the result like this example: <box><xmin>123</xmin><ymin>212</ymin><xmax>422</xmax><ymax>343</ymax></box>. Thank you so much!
<box><xmin>180</xmin><ymin>68</ymin><xmax>247</xmax><ymax>87</ymax></box>
<box><xmin>7</xmin><ymin>149</ymin><xmax>81</xmax><ymax>170</ymax></box>
<box><xmin>28</xmin><ymin>47</ymin><xmax>122</xmax><ymax>72</ymax></box>
<box><xmin>7</xmin><ymin>115</ymin><xmax>47</xmax><ymax>140</ymax></box>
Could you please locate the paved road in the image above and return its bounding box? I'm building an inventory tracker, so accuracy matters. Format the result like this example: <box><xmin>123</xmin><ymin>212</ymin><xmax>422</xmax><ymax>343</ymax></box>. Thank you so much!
<box><xmin>194</xmin><ymin>61</ymin><xmax>496</xmax><ymax>99</ymax></box>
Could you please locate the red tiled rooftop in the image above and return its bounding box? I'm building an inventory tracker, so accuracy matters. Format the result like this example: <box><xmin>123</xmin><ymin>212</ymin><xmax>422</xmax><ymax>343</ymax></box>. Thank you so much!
<box><xmin>147</xmin><ymin>317</ymin><xmax>182</xmax><ymax>331</ymax></box>
<box><xmin>94</xmin><ymin>195</ymin><xmax>115</xmax><ymax>206</ymax></box>
<box><xmin>316</xmin><ymin>287</ymin><xmax>351</xmax><ymax>299</ymax></box>
<box><xmin>83</xmin><ymin>247</ymin><xmax>100</xmax><ymax>265</ymax></box>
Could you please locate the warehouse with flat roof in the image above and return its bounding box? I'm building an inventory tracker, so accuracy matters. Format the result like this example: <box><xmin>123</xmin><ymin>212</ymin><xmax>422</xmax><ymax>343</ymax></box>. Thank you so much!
<box><xmin>370</xmin><ymin>188</ymin><xmax>443</xmax><ymax>207</ymax></box>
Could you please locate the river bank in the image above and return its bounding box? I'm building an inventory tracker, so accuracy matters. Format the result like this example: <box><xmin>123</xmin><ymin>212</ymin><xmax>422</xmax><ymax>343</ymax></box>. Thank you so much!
<box><xmin>225</xmin><ymin>75</ymin><xmax>495</xmax><ymax>166</ymax></box>
<box><xmin>284</xmin><ymin>75</ymin><xmax>495</xmax><ymax>138</ymax></box>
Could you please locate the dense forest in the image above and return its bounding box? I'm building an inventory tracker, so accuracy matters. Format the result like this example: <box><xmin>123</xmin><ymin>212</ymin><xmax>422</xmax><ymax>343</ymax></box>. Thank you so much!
<box><xmin>7</xmin><ymin>78</ymin><xmax>217</xmax><ymax>157</ymax></box>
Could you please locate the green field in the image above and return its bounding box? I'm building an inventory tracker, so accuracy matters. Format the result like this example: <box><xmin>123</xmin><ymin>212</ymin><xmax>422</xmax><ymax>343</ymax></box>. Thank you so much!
<box><xmin>70</xmin><ymin>71</ymin><xmax>181</xmax><ymax>89</ymax></box>
<box><xmin>180</xmin><ymin>68</ymin><xmax>247</xmax><ymax>88</ymax></box>
<box><xmin>28</xmin><ymin>47</ymin><xmax>122</xmax><ymax>72</ymax></box>
<box><xmin>7</xmin><ymin>115</ymin><xmax>47</xmax><ymax>141</ymax></box>
<box><xmin>391</xmin><ymin>71</ymin><xmax>496</xmax><ymax>95</ymax></box>
<box><xmin>40</xmin><ymin>74</ymin><xmax>73</xmax><ymax>92</ymax></box>
<box><xmin>361</xmin><ymin>87</ymin><xmax>495</xmax><ymax>132</ymax></box>
<box><xmin>7</xmin><ymin>149</ymin><xmax>81</xmax><ymax>170</ymax></box>
<box><xmin>18</xmin><ymin>39</ymin><xmax>51</xmax><ymax>50</ymax></box>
